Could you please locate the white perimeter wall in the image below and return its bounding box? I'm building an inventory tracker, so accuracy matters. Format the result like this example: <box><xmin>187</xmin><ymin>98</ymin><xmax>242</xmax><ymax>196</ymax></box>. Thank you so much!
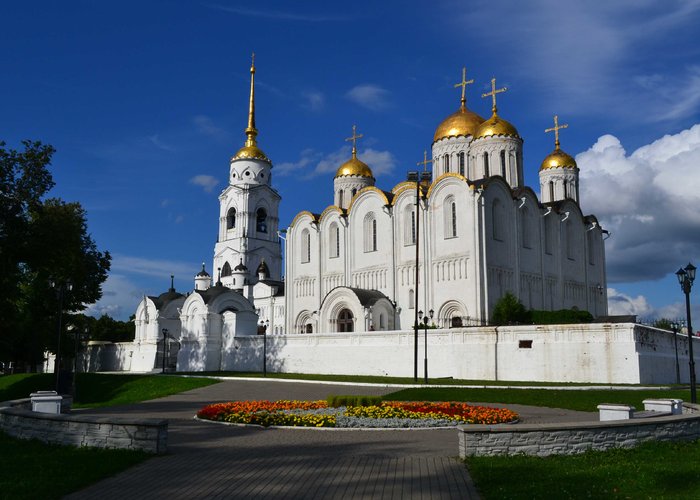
<box><xmin>222</xmin><ymin>323</ymin><xmax>699</xmax><ymax>384</ymax></box>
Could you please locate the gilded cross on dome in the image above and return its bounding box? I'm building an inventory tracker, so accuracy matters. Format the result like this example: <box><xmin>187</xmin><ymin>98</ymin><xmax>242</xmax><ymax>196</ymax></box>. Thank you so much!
<box><xmin>417</xmin><ymin>150</ymin><xmax>432</xmax><ymax>172</ymax></box>
<box><xmin>545</xmin><ymin>115</ymin><xmax>568</xmax><ymax>150</ymax></box>
<box><xmin>454</xmin><ymin>67</ymin><xmax>474</xmax><ymax>107</ymax></box>
<box><xmin>481</xmin><ymin>77</ymin><xmax>507</xmax><ymax>113</ymax></box>
<box><xmin>345</xmin><ymin>125</ymin><xmax>364</xmax><ymax>158</ymax></box>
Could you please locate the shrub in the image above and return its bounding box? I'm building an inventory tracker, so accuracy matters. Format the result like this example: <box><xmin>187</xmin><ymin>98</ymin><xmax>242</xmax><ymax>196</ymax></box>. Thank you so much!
<box><xmin>326</xmin><ymin>395</ymin><xmax>383</xmax><ymax>408</ymax></box>
<box><xmin>530</xmin><ymin>309</ymin><xmax>593</xmax><ymax>325</ymax></box>
<box><xmin>491</xmin><ymin>292</ymin><xmax>531</xmax><ymax>325</ymax></box>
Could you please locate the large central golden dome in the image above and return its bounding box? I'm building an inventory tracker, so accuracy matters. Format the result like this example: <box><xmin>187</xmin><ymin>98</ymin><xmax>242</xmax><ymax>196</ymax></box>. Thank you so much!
<box><xmin>335</xmin><ymin>157</ymin><xmax>374</xmax><ymax>178</ymax></box>
<box><xmin>433</xmin><ymin>104</ymin><xmax>485</xmax><ymax>143</ymax></box>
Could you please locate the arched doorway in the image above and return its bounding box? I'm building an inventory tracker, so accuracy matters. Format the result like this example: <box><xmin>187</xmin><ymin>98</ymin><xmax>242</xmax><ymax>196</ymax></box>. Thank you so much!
<box><xmin>337</xmin><ymin>309</ymin><xmax>354</xmax><ymax>333</ymax></box>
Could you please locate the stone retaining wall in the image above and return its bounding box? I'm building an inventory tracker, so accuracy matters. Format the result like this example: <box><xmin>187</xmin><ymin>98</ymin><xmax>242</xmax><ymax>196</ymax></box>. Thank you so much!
<box><xmin>0</xmin><ymin>401</ymin><xmax>167</xmax><ymax>454</ymax></box>
<box><xmin>459</xmin><ymin>403</ymin><xmax>700</xmax><ymax>457</ymax></box>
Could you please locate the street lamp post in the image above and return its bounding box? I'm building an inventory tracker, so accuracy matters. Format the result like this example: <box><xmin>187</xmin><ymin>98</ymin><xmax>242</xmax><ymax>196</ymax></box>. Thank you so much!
<box><xmin>670</xmin><ymin>321</ymin><xmax>681</xmax><ymax>385</ymax></box>
<box><xmin>161</xmin><ymin>328</ymin><xmax>169</xmax><ymax>374</ymax></box>
<box><xmin>419</xmin><ymin>309</ymin><xmax>434</xmax><ymax>384</ymax></box>
<box><xmin>50</xmin><ymin>279</ymin><xmax>72</xmax><ymax>393</ymax></box>
<box><xmin>675</xmin><ymin>263</ymin><xmax>697</xmax><ymax>404</ymax></box>
<box><xmin>261</xmin><ymin>319</ymin><xmax>269</xmax><ymax>377</ymax></box>
<box><xmin>408</xmin><ymin>156</ymin><xmax>432</xmax><ymax>383</ymax></box>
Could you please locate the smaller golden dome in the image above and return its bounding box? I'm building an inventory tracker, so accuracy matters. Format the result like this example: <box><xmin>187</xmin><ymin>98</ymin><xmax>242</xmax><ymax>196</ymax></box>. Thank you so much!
<box><xmin>474</xmin><ymin>112</ymin><xmax>519</xmax><ymax>139</ymax></box>
<box><xmin>540</xmin><ymin>148</ymin><xmax>577</xmax><ymax>171</ymax></box>
<box><xmin>335</xmin><ymin>157</ymin><xmax>374</xmax><ymax>178</ymax></box>
<box><xmin>232</xmin><ymin>144</ymin><xmax>270</xmax><ymax>162</ymax></box>
<box><xmin>433</xmin><ymin>105</ymin><xmax>485</xmax><ymax>142</ymax></box>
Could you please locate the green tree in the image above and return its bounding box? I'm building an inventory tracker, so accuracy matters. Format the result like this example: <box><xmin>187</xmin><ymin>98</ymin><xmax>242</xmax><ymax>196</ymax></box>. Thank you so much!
<box><xmin>0</xmin><ymin>141</ymin><xmax>111</xmax><ymax>370</ymax></box>
<box><xmin>492</xmin><ymin>292</ymin><xmax>531</xmax><ymax>325</ymax></box>
<box><xmin>652</xmin><ymin>318</ymin><xmax>673</xmax><ymax>331</ymax></box>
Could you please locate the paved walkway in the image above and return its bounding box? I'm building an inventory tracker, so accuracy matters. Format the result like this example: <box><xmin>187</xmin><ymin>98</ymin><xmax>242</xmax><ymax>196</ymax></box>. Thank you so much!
<box><xmin>66</xmin><ymin>379</ymin><xmax>595</xmax><ymax>499</ymax></box>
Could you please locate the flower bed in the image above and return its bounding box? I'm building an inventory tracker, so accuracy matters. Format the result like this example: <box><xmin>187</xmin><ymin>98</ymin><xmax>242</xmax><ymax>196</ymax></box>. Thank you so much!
<box><xmin>196</xmin><ymin>400</ymin><xmax>518</xmax><ymax>428</ymax></box>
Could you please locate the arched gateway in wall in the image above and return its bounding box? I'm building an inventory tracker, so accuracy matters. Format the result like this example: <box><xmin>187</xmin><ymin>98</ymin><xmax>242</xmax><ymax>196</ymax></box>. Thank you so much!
<box><xmin>319</xmin><ymin>286</ymin><xmax>395</xmax><ymax>333</ymax></box>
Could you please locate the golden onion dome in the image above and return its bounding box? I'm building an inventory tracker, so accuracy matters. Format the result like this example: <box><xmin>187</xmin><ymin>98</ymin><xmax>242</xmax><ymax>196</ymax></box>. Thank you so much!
<box><xmin>474</xmin><ymin>112</ymin><xmax>519</xmax><ymax>140</ymax></box>
<box><xmin>335</xmin><ymin>156</ymin><xmax>374</xmax><ymax>178</ymax></box>
<box><xmin>232</xmin><ymin>144</ymin><xmax>270</xmax><ymax>162</ymax></box>
<box><xmin>540</xmin><ymin>148</ymin><xmax>577</xmax><ymax>171</ymax></box>
<box><xmin>433</xmin><ymin>105</ymin><xmax>485</xmax><ymax>142</ymax></box>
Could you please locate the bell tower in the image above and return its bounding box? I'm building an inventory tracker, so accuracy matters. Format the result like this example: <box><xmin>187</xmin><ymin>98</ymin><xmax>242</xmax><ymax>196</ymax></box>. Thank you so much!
<box><xmin>213</xmin><ymin>54</ymin><xmax>282</xmax><ymax>292</ymax></box>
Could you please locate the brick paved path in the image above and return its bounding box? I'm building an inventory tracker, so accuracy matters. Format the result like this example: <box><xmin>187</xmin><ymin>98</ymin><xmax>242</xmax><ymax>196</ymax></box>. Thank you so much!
<box><xmin>65</xmin><ymin>378</ymin><xmax>594</xmax><ymax>499</ymax></box>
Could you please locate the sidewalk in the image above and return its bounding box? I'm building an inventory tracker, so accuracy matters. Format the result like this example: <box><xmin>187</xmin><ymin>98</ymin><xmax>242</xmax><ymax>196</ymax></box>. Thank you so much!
<box><xmin>66</xmin><ymin>378</ymin><xmax>595</xmax><ymax>499</ymax></box>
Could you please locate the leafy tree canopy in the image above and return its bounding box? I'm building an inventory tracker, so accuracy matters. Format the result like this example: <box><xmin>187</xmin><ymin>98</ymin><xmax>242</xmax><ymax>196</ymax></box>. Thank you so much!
<box><xmin>0</xmin><ymin>140</ymin><xmax>111</xmax><ymax>370</ymax></box>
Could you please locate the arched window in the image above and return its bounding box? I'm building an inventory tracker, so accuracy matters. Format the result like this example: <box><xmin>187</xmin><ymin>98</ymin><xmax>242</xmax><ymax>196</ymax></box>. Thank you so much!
<box><xmin>364</xmin><ymin>213</ymin><xmax>377</xmax><ymax>252</ymax></box>
<box><xmin>492</xmin><ymin>198</ymin><xmax>504</xmax><ymax>241</ymax></box>
<box><xmin>544</xmin><ymin>216</ymin><xmax>553</xmax><ymax>255</ymax></box>
<box><xmin>404</xmin><ymin>205</ymin><xmax>416</xmax><ymax>245</ymax></box>
<box><xmin>483</xmin><ymin>152</ymin><xmax>490</xmax><ymax>177</ymax></box>
<box><xmin>566</xmin><ymin>220</ymin><xmax>574</xmax><ymax>260</ymax></box>
<box><xmin>338</xmin><ymin>190</ymin><xmax>344</xmax><ymax>208</ymax></box>
<box><xmin>256</xmin><ymin>207</ymin><xmax>268</xmax><ymax>233</ymax></box>
<box><xmin>451</xmin><ymin>316</ymin><xmax>463</xmax><ymax>328</ymax></box>
<box><xmin>458</xmin><ymin>153</ymin><xmax>465</xmax><ymax>176</ymax></box>
<box><xmin>337</xmin><ymin>309</ymin><xmax>354</xmax><ymax>332</ymax></box>
<box><xmin>563</xmin><ymin>180</ymin><xmax>568</xmax><ymax>199</ymax></box>
<box><xmin>408</xmin><ymin>289</ymin><xmax>415</xmax><ymax>309</ymax></box>
<box><xmin>588</xmin><ymin>230</ymin><xmax>596</xmax><ymax>265</ymax></box>
<box><xmin>305</xmin><ymin>324</ymin><xmax>313</xmax><ymax>334</ymax></box>
<box><xmin>444</xmin><ymin>196</ymin><xmax>457</xmax><ymax>238</ymax></box>
<box><xmin>379</xmin><ymin>313</ymin><xmax>385</xmax><ymax>329</ymax></box>
<box><xmin>351</xmin><ymin>188</ymin><xmax>357</xmax><ymax>197</ymax></box>
<box><xmin>549</xmin><ymin>181</ymin><xmax>555</xmax><ymax>201</ymax></box>
<box><xmin>301</xmin><ymin>229</ymin><xmax>311</xmax><ymax>263</ymax></box>
<box><xmin>444</xmin><ymin>154</ymin><xmax>450</xmax><ymax>172</ymax></box>
<box><xmin>226</xmin><ymin>207</ymin><xmax>236</xmax><ymax>229</ymax></box>
<box><xmin>500</xmin><ymin>150</ymin><xmax>506</xmax><ymax>177</ymax></box>
<box><xmin>521</xmin><ymin>206</ymin><xmax>531</xmax><ymax>249</ymax></box>
<box><xmin>221</xmin><ymin>262</ymin><xmax>232</xmax><ymax>277</ymax></box>
<box><xmin>329</xmin><ymin>222</ymin><xmax>339</xmax><ymax>258</ymax></box>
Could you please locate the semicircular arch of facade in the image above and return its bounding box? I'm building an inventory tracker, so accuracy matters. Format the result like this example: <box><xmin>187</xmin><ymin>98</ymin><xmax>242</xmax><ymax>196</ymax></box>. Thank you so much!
<box><xmin>289</xmin><ymin>210</ymin><xmax>319</xmax><ymax>229</ymax></box>
<box><xmin>346</xmin><ymin>186</ymin><xmax>390</xmax><ymax>214</ymax></box>
<box><xmin>426</xmin><ymin>172</ymin><xmax>467</xmax><ymax>200</ymax></box>
<box><xmin>318</xmin><ymin>205</ymin><xmax>344</xmax><ymax>224</ymax></box>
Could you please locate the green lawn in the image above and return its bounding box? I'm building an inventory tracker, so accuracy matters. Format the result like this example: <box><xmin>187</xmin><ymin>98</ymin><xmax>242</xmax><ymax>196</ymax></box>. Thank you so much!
<box><xmin>0</xmin><ymin>431</ymin><xmax>149</xmax><ymax>500</ymax></box>
<box><xmin>177</xmin><ymin>371</ymin><xmax>673</xmax><ymax>388</ymax></box>
<box><xmin>384</xmin><ymin>386</ymin><xmax>690</xmax><ymax>412</ymax></box>
<box><xmin>467</xmin><ymin>439</ymin><xmax>700</xmax><ymax>499</ymax></box>
<box><xmin>0</xmin><ymin>373</ymin><xmax>219</xmax><ymax>408</ymax></box>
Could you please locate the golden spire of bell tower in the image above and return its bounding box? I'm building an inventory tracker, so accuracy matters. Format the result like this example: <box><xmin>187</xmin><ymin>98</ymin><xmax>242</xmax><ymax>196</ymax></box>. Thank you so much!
<box><xmin>244</xmin><ymin>52</ymin><xmax>258</xmax><ymax>148</ymax></box>
<box><xmin>481</xmin><ymin>77</ymin><xmax>507</xmax><ymax>114</ymax></box>
<box><xmin>545</xmin><ymin>115</ymin><xmax>568</xmax><ymax>150</ymax></box>
<box><xmin>232</xmin><ymin>53</ymin><xmax>269</xmax><ymax>162</ymax></box>
<box><xmin>454</xmin><ymin>67</ymin><xmax>474</xmax><ymax>109</ymax></box>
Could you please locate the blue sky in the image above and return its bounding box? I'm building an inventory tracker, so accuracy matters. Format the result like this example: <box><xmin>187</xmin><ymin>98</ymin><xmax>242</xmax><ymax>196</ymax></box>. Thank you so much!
<box><xmin>2</xmin><ymin>0</ymin><xmax>700</xmax><ymax>322</ymax></box>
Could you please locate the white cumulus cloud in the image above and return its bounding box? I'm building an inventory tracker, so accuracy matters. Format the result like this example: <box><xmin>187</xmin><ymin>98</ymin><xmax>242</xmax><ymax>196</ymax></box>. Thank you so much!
<box><xmin>578</xmin><ymin>123</ymin><xmax>700</xmax><ymax>282</ymax></box>
<box><xmin>279</xmin><ymin>145</ymin><xmax>397</xmax><ymax>178</ymax></box>
<box><xmin>346</xmin><ymin>84</ymin><xmax>391</xmax><ymax>111</ymax></box>
<box><xmin>190</xmin><ymin>174</ymin><xmax>220</xmax><ymax>193</ymax></box>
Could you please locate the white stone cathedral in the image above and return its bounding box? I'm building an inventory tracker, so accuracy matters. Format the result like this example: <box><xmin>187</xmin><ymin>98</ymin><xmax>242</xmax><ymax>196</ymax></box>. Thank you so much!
<box><xmin>286</xmin><ymin>73</ymin><xmax>608</xmax><ymax>334</ymax></box>
<box><xmin>129</xmin><ymin>62</ymin><xmax>608</xmax><ymax>373</ymax></box>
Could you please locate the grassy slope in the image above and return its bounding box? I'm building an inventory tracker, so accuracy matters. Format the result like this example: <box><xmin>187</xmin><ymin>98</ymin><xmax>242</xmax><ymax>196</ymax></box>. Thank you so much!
<box><xmin>467</xmin><ymin>439</ymin><xmax>700</xmax><ymax>499</ymax></box>
<box><xmin>384</xmin><ymin>387</ymin><xmax>691</xmax><ymax>412</ymax></box>
<box><xmin>0</xmin><ymin>373</ymin><xmax>218</xmax><ymax>407</ymax></box>
<box><xmin>0</xmin><ymin>431</ymin><xmax>149</xmax><ymax>500</ymax></box>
